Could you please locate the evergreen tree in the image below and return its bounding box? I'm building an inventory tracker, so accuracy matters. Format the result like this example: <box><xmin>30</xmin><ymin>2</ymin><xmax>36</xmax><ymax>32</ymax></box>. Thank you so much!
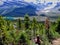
<box><xmin>56</xmin><ymin>18</ymin><xmax>60</xmax><ymax>34</ymax></box>
<box><xmin>17</xmin><ymin>18</ymin><xmax>21</xmax><ymax>30</ymax></box>
<box><xmin>7</xmin><ymin>21</ymin><xmax>14</xmax><ymax>30</ymax></box>
<box><xmin>0</xmin><ymin>16</ymin><xmax>6</xmax><ymax>30</ymax></box>
<box><xmin>6</xmin><ymin>21</ymin><xmax>11</xmax><ymax>30</ymax></box>
<box><xmin>19</xmin><ymin>33</ymin><xmax>28</xmax><ymax>45</ymax></box>
<box><xmin>32</xmin><ymin>17</ymin><xmax>37</xmax><ymax>37</ymax></box>
<box><xmin>24</xmin><ymin>14</ymin><xmax>30</xmax><ymax>30</ymax></box>
<box><xmin>20</xmin><ymin>34</ymin><xmax>26</xmax><ymax>43</ymax></box>
<box><xmin>32</xmin><ymin>17</ymin><xmax>37</xmax><ymax>27</ymax></box>
<box><xmin>0</xmin><ymin>16</ymin><xmax>7</xmax><ymax>45</ymax></box>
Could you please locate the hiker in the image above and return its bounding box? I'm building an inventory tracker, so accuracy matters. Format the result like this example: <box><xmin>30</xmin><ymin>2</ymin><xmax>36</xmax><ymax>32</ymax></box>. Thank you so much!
<box><xmin>35</xmin><ymin>35</ymin><xmax>41</xmax><ymax>45</ymax></box>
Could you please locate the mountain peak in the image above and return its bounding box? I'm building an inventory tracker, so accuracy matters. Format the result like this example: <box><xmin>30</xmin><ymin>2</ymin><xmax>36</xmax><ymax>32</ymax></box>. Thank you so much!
<box><xmin>0</xmin><ymin>0</ymin><xmax>60</xmax><ymax>17</ymax></box>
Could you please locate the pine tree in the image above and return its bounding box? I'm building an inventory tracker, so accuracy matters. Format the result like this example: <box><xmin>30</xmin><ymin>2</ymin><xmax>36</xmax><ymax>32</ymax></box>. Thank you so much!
<box><xmin>24</xmin><ymin>14</ymin><xmax>30</xmax><ymax>30</ymax></box>
<box><xmin>0</xmin><ymin>16</ymin><xmax>6</xmax><ymax>30</ymax></box>
<box><xmin>17</xmin><ymin>18</ymin><xmax>21</xmax><ymax>30</ymax></box>
<box><xmin>0</xmin><ymin>16</ymin><xmax>7</xmax><ymax>45</ymax></box>
<box><xmin>6</xmin><ymin>21</ymin><xmax>14</xmax><ymax>31</ymax></box>
<box><xmin>32</xmin><ymin>17</ymin><xmax>37</xmax><ymax>37</ymax></box>
<box><xmin>19</xmin><ymin>33</ymin><xmax>28</xmax><ymax>45</ymax></box>
<box><xmin>56</xmin><ymin>18</ymin><xmax>60</xmax><ymax>34</ymax></box>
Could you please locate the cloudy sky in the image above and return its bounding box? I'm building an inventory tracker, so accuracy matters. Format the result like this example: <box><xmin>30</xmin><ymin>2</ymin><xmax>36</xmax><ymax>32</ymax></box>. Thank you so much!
<box><xmin>0</xmin><ymin>0</ymin><xmax>60</xmax><ymax>5</ymax></box>
<box><xmin>0</xmin><ymin>0</ymin><xmax>60</xmax><ymax>2</ymax></box>
<box><xmin>24</xmin><ymin>0</ymin><xmax>60</xmax><ymax>3</ymax></box>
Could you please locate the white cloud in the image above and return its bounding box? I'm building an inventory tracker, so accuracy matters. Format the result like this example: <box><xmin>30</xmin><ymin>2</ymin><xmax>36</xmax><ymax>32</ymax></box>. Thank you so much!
<box><xmin>0</xmin><ymin>0</ymin><xmax>60</xmax><ymax>5</ymax></box>
<box><xmin>41</xmin><ymin>0</ymin><xmax>60</xmax><ymax>3</ymax></box>
<box><xmin>44</xmin><ymin>3</ymin><xmax>57</xmax><ymax>10</ymax></box>
<box><xmin>24</xmin><ymin>0</ymin><xmax>60</xmax><ymax>3</ymax></box>
<box><xmin>1</xmin><ymin>0</ymin><xmax>6</xmax><ymax>2</ymax></box>
<box><xmin>24</xmin><ymin>0</ymin><xmax>37</xmax><ymax>3</ymax></box>
<box><xmin>1</xmin><ymin>0</ymin><xmax>60</xmax><ymax>3</ymax></box>
<box><xmin>44</xmin><ymin>0</ymin><xmax>57</xmax><ymax>2</ymax></box>
<box><xmin>0</xmin><ymin>1</ymin><xmax>4</xmax><ymax>5</ymax></box>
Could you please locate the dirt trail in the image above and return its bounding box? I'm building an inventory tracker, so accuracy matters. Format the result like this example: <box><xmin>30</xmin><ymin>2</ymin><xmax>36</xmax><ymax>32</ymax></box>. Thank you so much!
<box><xmin>52</xmin><ymin>38</ymin><xmax>60</xmax><ymax>45</ymax></box>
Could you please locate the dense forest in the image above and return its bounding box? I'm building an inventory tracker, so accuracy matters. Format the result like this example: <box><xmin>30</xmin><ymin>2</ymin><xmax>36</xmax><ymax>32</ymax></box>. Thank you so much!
<box><xmin>0</xmin><ymin>15</ymin><xmax>60</xmax><ymax>45</ymax></box>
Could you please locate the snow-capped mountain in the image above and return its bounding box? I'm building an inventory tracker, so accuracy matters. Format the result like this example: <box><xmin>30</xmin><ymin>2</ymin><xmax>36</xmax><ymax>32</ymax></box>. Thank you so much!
<box><xmin>36</xmin><ymin>2</ymin><xmax>60</xmax><ymax>17</ymax></box>
<box><xmin>0</xmin><ymin>2</ymin><xmax>38</xmax><ymax>17</ymax></box>
<box><xmin>0</xmin><ymin>0</ymin><xmax>60</xmax><ymax>17</ymax></box>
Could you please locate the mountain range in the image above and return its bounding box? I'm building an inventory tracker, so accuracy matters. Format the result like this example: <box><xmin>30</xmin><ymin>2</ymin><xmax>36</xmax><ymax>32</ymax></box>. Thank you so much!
<box><xmin>0</xmin><ymin>1</ymin><xmax>60</xmax><ymax>17</ymax></box>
